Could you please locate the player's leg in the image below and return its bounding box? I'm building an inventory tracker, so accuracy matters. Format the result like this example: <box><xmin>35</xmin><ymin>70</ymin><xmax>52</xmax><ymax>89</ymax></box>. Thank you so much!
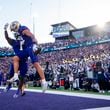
<box><xmin>13</xmin><ymin>58</ymin><xmax>27</xmax><ymax>98</ymax></box>
<box><xmin>13</xmin><ymin>80</ymin><xmax>20</xmax><ymax>98</ymax></box>
<box><xmin>4</xmin><ymin>63</ymin><xmax>14</xmax><ymax>92</ymax></box>
<box><xmin>4</xmin><ymin>82</ymin><xmax>12</xmax><ymax>92</ymax></box>
<box><xmin>33</xmin><ymin>62</ymin><xmax>47</xmax><ymax>93</ymax></box>
<box><xmin>28</xmin><ymin>47</ymin><xmax>47</xmax><ymax>93</ymax></box>
<box><xmin>19</xmin><ymin>77</ymin><xmax>26</xmax><ymax>96</ymax></box>
<box><xmin>8</xmin><ymin>56</ymin><xmax>20</xmax><ymax>82</ymax></box>
<box><xmin>13</xmin><ymin>77</ymin><xmax>25</xmax><ymax>98</ymax></box>
<box><xmin>19</xmin><ymin>58</ymin><xmax>27</xmax><ymax>96</ymax></box>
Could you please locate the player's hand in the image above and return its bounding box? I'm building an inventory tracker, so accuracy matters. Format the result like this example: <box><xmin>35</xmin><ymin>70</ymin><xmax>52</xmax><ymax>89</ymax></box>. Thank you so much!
<box><xmin>33</xmin><ymin>44</ymin><xmax>42</xmax><ymax>55</ymax></box>
<box><xmin>4</xmin><ymin>23</ymin><xmax>9</xmax><ymax>31</ymax></box>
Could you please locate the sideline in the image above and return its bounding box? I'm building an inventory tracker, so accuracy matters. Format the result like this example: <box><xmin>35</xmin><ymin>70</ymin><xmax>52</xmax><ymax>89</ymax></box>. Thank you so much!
<box><xmin>0</xmin><ymin>86</ymin><xmax>110</xmax><ymax>100</ymax></box>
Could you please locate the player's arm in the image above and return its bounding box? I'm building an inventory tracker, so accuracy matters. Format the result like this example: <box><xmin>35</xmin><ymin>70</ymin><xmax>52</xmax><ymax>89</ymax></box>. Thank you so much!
<box><xmin>22</xmin><ymin>29</ymin><xmax>41</xmax><ymax>54</ymax></box>
<box><xmin>4</xmin><ymin>23</ymin><xmax>13</xmax><ymax>45</ymax></box>
<box><xmin>4</xmin><ymin>30</ymin><xmax>13</xmax><ymax>45</ymax></box>
<box><xmin>22</xmin><ymin>29</ymin><xmax>38</xmax><ymax>44</ymax></box>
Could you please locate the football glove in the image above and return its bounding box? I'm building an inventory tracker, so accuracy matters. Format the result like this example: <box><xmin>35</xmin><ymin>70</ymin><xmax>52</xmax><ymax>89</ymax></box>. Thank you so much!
<box><xmin>4</xmin><ymin>23</ymin><xmax>9</xmax><ymax>31</ymax></box>
<box><xmin>33</xmin><ymin>44</ymin><xmax>42</xmax><ymax>55</ymax></box>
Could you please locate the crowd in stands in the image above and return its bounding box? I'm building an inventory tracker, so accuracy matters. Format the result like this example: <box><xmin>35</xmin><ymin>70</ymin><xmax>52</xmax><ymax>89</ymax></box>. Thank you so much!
<box><xmin>39</xmin><ymin>42</ymin><xmax>110</xmax><ymax>92</ymax></box>
<box><xmin>0</xmin><ymin>33</ymin><xmax>110</xmax><ymax>93</ymax></box>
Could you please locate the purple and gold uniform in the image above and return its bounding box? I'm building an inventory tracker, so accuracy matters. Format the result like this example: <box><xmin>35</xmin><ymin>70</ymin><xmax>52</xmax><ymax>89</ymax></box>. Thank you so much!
<box><xmin>4</xmin><ymin>22</ymin><xmax>47</xmax><ymax>93</ymax></box>
<box><xmin>16</xmin><ymin>26</ymin><xmax>39</xmax><ymax>63</ymax></box>
<box><xmin>5</xmin><ymin>59</ymin><xmax>28</xmax><ymax>93</ymax></box>
<box><xmin>6</xmin><ymin>36</ymin><xmax>28</xmax><ymax>77</ymax></box>
<box><xmin>9</xmin><ymin>58</ymin><xmax>28</xmax><ymax>78</ymax></box>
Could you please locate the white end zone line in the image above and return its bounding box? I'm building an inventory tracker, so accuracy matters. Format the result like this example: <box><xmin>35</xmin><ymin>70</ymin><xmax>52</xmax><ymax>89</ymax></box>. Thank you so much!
<box><xmin>83</xmin><ymin>107</ymin><xmax>110</xmax><ymax>110</ymax></box>
<box><xmin>0</xmin><ymin>86</ymin><xmax>110</xmax><ymax>100</ymax></box>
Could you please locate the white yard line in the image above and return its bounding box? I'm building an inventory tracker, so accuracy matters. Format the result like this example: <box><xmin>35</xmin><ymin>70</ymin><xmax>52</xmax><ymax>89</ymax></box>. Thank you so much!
<box><xmin>83</xmin><ymin>107</ymin><xmax>110</xmax><ymax>110</ymax></box>
<box><xmin>0</xmin><ymin>86</ymin><xmax>110</xmax><ymax>100</ymax></box>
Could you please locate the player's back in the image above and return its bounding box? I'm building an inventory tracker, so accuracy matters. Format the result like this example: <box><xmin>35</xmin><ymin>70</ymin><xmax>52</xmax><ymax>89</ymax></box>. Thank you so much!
<box><xmin>18</xmin><ymin>26</ymin><xmax>33</xmax><ymax>48</ymax></box>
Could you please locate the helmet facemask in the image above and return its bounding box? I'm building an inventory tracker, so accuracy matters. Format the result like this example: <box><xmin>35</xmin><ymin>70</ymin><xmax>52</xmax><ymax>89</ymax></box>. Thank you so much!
<box><xmin>13</xmin><ymin>32</ymin><xmax>23</xmax><ymax>41</ymax></box>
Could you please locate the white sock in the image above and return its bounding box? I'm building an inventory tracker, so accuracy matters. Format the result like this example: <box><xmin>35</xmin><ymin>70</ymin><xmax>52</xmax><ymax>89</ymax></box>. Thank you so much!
<box><xmin>42</xmin><ymin>79</ymin><xmax>46</xmax><ymax>83</ymax></box>
<box><xmin>14</xmin><ymin>73</ymin><xmax>18</xmax><ymax>77</ymax></box>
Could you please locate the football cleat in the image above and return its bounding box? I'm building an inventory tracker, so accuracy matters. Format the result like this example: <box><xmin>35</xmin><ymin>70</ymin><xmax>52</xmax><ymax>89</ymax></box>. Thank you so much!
<box><xmin>4</xmin><ymin>83</ymin><xmax>12</xmax><ymax>92</ymax></box>
<box><xmin>21</xmin><ymin>92</ymin><xmax>26</xmax><ymax>96</ymax></box>
<box><xmin>41</xmin><ymin>81</ymin><xmax>48</xmax><ymax>93</ymax></box>
<box><xmin>13</xmin><ymin>93</ymin><xmax>19</xmax><ymax>98</ymax></box>
<box><xmin>7</xmin><ymin>73</ymin><xmax>19</xmax><ymax>83</ymax></box>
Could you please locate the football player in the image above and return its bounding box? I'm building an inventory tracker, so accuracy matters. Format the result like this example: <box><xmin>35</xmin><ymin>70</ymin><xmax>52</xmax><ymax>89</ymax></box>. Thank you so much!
<box><xmin>4</xmin><ymin>22</ymin><xmax>47</xmax><ymax>93</ymax></box>
<box><xmin>4</xmin><ymin>59</ymin><xmax>28</xmax><ymax>98</ymax></box>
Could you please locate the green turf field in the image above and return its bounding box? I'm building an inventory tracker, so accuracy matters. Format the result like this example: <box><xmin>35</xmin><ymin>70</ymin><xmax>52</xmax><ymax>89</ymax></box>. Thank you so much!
<box><xmin>28</xmin><ymin>86</ymin><xmax>110</xmax><ymax>96</ymax></box>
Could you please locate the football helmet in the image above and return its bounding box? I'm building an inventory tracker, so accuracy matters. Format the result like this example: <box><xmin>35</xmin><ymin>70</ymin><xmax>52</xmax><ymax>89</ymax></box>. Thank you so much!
<box><xmin>10</xmin><ymin>21</ymin><xmax>20</xmax><ymax>32</ymax></box>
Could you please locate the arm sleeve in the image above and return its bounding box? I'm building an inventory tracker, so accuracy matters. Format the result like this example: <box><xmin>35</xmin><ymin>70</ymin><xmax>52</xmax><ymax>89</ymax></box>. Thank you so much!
<box><xmin>4</xmin><ymin>31</ymin><xmax>14</xmax><ymax>46</ymax></box>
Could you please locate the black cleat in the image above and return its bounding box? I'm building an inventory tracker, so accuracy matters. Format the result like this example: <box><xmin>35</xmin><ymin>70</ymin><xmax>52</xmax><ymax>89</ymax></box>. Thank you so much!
<box><xmin>21</xmin><ymin>92</ymin><xmax>26</xmax><ymax>96</ymax></box>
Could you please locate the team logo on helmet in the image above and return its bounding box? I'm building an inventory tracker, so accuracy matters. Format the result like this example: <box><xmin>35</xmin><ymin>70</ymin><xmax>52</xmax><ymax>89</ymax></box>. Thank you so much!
<box><xmin>10</xmin><ymin>21</ymin><xmax>20</xmax><ymax>32</ymax></box>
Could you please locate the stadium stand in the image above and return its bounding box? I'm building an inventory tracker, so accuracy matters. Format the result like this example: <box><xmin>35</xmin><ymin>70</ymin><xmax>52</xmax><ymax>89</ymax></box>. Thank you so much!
<box><xmin>0</xmin><ymin>21</ymin><xmax>110</xmax><ymax>93</ymax></box>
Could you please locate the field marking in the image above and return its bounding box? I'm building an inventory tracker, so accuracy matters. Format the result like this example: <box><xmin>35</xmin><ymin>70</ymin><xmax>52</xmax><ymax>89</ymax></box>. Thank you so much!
<box><xmin>0</xmin><ymin>86</ymin><xmax>110</xmax><ymax>100</ymax></box>
<box><xmin>83</xmin><ymin>107</ymin><xmax>110</xmax><ymax>110</ymax></box>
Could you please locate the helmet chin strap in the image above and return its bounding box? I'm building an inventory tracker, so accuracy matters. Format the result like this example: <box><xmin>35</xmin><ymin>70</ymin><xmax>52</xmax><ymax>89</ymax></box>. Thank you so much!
<box><xmin>13</xmin><ymin>32</ymin><xmax>21</xmax><ymax>40</ymax></box>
